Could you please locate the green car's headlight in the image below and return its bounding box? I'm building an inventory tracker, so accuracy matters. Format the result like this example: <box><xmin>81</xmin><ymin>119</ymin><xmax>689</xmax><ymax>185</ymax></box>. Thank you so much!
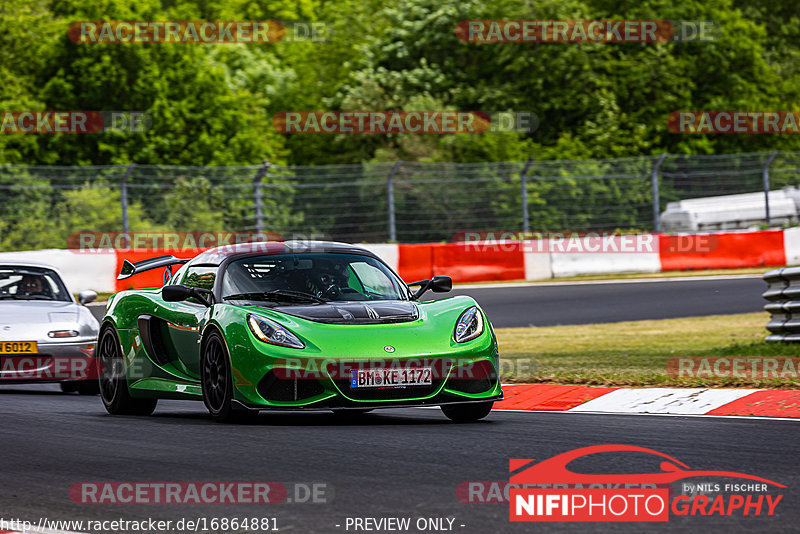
<box><xmin>454</xmin><ymin>306</ymin><xmax>484</xmax><ymax>343</ymax></box>
<box><xmin>247</xmin><ymin>314</ymin><xmax>305</xmax><ymax>349</ymax></box>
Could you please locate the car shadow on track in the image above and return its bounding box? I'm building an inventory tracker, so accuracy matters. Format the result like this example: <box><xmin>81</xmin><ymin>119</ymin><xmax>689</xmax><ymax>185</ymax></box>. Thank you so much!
<box><xmin>0</xmin><ymin>386</ymin><xmax>68</xmax><ymax>395</ymax></box>
<box><xmin>0</xmin><ymin>387</ymin><xmax>496</xmax><ymax>427</ymax></box>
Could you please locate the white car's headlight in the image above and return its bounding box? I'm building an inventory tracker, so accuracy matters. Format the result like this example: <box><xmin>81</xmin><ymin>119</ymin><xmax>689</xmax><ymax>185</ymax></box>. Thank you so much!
<box><xmin>247</xmin><ymin>314</ymin><xmax>305</xmax><ymax>349</ymax></box>
<box><xmin>454</xmin><ymin>306</ymin><xmax>484</xmax><ymax>343</ymax></box>
<box><xmin>48</xmin><ymin>330</ymin><xmax>79</xmax><ymax>338</ymax></box>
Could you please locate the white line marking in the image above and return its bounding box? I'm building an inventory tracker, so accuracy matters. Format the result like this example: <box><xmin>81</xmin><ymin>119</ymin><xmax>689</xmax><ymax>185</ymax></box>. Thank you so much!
<box><xmin>568</xmin><ymin>388</ymin><xmax>759</xmax><ymax>415</ymax></box>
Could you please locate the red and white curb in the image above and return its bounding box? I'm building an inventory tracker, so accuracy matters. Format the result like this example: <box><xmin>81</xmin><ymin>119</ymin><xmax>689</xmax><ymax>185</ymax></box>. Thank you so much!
<box><xmin>496</xmin><ymin>384</ymin><xmax>800</xmax><ymax>419</ymax></box>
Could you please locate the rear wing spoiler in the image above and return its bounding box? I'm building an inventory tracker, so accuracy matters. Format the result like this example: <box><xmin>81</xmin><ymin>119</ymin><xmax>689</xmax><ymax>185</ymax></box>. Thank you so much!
<box><xmin>117</xmin><ymin>255</ymin><xmax>190</xmax><ymax>280</ymax></box>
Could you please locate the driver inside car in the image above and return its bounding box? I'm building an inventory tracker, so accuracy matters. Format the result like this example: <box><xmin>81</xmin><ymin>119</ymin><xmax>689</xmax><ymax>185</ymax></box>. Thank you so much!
<box><xmin>18</xmin><ymin>274</ymin><xmax>49</xmax><ymax>297</ymax></box>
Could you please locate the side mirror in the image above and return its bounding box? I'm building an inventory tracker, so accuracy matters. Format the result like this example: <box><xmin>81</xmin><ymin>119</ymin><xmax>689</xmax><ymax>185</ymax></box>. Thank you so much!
<box><xmin>162</xmin><ymin>285</ymin><xmax>193</xmax><ymax>302</ymax></box>
<box><xmin>162</xmin><ymin>285</ymin><xmax>213</xmax><ymax>307</ymax></box>
<box><xmin>409</xmin><ymin>276</ymin><xmax>453</xmax><ymax>299</ymax></box>
<box><xmin>430</xmin><ymin>275</ymin><xmax>453</xmax><ymax>293</ymax></box>
<box><xmin>77</xmin><ymin>290</ymin><xmax>97</xmax><ymax>305</ymax></box>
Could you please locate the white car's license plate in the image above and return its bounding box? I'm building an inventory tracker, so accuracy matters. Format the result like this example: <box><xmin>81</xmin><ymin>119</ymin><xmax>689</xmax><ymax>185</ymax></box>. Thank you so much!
<box><xmin>0</xmin><ymin>341</ymin><xmax>38</xmax><ymax>354</ymax></box>
<box><xmin>350</xmin><ymin>367</ymin><xmax>432</xmax><ymax>388</ymax></box>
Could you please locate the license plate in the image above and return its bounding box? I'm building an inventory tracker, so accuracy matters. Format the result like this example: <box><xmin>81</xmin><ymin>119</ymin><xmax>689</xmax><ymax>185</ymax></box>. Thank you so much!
<box><xmin>350</xmin><ymin>367</ymin><xmax>432</xmax><ymax>388</ymax></box>
<box><xmin>0</xmin><ymin>341</ymin><xmax>38</xmax><ymax>354</ymax></box>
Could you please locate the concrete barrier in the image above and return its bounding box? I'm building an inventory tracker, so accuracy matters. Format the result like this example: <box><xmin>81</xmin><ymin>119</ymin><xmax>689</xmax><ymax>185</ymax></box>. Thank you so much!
<box><xmin>783</xmin><ymin>227</ymin><xmax>800</xmax><ymax>265</ymax></box>
<box><xmin>0</xmin><ymin>229</ymin><xmax>793</xmax><ymax>293</ymax></box>
<box><xmin>547</xmin><ymin>235</ymin><xmax>660</xmax><ymax>277</ymax></box>
<box><xmin>659</xmin><ymin>230</ymin><xmax>785</xmax><ymax>271</ymax></box>
<box><xmin>0</xmin><ymin>249</ymin><xmax>117</xmax><ymax>293</ymax></box>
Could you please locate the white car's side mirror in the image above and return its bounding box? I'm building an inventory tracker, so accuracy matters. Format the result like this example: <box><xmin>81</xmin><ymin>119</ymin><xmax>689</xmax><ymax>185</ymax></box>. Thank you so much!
<box><xmin>78</xmin><ymin>290</ymin><xmax>98</xmax><ymax>305</ymax></box>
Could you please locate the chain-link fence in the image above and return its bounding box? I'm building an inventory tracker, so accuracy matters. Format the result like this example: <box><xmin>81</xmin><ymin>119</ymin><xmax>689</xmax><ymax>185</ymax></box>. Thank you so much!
<box><xmin>1</xmin><ymin>151</ymin><xmax>799</xmax><ymax>249</ymax></box>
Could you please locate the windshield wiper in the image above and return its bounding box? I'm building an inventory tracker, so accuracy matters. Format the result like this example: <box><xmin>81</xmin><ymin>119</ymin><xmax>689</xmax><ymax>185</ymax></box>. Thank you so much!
<box><xmin>223</xmin><ymin>289</ymin><xmax>327</xmax><ymax>304</ymax></box>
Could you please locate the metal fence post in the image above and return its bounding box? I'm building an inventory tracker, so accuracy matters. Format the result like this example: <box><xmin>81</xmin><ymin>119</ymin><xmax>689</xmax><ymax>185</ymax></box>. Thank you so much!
<box><xmin>387</xmin><ymin>161</ymin><xmax>402</xmax><ymax>242</ymax></box>
<box><xmin>253</xmin><ymin>160</ymin><xmax>270</xmax><ymax>235</ymax></box>
<box><xmin>763</xmin><ymin>150</ymin><xmax>779</xmax><ymax>226</ymax></box>
<box><xmin>121</xmin><ymin>164</ymin><xmax>134</xmax><ymax>246</ymax></box>
<box><xmin>651</xmin><ymin>154</ymin><xmax>667</xmax><ymax>233</ymax></box>
<box><xmin>520</xmin><ymin>157</ymin><xmax>535</xmax><ymax>234</ymax></box>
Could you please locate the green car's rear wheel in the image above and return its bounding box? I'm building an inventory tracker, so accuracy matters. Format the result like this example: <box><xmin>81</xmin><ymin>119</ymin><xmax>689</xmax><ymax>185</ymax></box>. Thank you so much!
<box><xmin>201</xmin><ymin>330</ymin><xmax>256</xmax><ymax>423</ymax></box>
<box><xmin>98</xmin><ymin>327</ymin><xmax>157</xmax><ymax>416</ymax></box>
<box><xmin>441</xmin><ymin>401</ymin><xmax>493</xmax><ymax>423</ymax></box>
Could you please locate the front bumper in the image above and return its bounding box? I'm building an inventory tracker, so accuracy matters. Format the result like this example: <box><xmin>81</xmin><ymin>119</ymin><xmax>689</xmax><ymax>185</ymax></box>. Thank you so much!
<box><xmin>233</xmin><ymin>392</ymin><xmax>504</xmax><ymax>412</ymax></box>
<box><xmin>233</xmin><ymin>354</ymin><xmax>502</xmax><ymax>410</ymax></box>
<box><xmin>234</xmin><ymin>391</ymin><xmax>503</xmax><ymax>412</ymax></box>
<box><xmin>0</xmin><ymin>339</ymin><xmax>98</xmax><ymax>383</ymax></box>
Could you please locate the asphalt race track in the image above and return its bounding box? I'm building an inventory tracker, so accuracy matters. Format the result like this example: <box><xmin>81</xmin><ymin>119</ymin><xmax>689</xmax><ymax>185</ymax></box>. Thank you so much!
<box><xmin>441</xmin><ymin>276</ymin><xmax>766</xmax><ymax>327</ymax></box>
<box><xmin>44</xmin><ymin>274</ymin><xmax>788</xmax><ymax>534</ymax></box>
<box><xmin>92</xmin><ymin>276</ymin><xmax>766</xmax><ymax>329</ymax></box>
<box><xmin>1</xmin><ymin>385</ymin><xmax>797</xmax><ymax>533</ymax></box>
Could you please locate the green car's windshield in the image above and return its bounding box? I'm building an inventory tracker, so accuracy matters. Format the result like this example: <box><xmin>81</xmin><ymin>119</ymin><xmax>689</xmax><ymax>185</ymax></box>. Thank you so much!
<box><xmin>222</xmin><ymin>253</ymin><xmax>408</xmax><ymax>303</ymax></box>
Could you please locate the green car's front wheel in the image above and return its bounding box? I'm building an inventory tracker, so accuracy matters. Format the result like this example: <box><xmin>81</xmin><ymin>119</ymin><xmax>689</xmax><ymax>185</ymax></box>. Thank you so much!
<box><xmin>441</xmin><ymin>401</ymin><xmax>494</xmax><ymax>423</ymax></box>
<box><xmin>98</xmin><ymin>327</ymin><xmax>157</xmax><ymax>416</ymax></box>
<box><xmin>201</xmin><ymin>330</ymin><xmax>256</xmax><ymax>423</ymax></box>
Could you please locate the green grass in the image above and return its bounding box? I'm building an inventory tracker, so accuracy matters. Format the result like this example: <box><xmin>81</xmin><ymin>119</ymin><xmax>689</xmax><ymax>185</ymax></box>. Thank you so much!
<box><xmin>496</xmin><ymin>312</ymin><xmax>800</xmax><ymax>388</ymax></box>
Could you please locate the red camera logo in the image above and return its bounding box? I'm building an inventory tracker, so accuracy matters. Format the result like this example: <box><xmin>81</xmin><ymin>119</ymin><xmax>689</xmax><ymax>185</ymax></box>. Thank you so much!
<box><xmin>509</xmin><ymin>445</ymin><xmax>784</xmax><ymax>522</ymax></box>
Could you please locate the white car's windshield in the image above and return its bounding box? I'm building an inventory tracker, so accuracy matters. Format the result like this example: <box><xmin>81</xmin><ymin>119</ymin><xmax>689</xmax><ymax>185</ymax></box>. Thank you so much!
<box><xmin>0</xmin><ymin>266</ymin><xmax>72</xmax><ymax>302</ymax></box>
<box><xmin>221</xmin><ymin>253</ymin><xmax>407</xmax><ymax>303</ymax></box>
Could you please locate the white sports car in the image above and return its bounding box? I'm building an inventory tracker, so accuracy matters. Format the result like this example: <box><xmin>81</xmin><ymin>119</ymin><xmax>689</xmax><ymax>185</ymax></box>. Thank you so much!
<box><xmin>0</xmin><ymin>261</ymin><xmax>100</xmax><ymax>394</ymax></box>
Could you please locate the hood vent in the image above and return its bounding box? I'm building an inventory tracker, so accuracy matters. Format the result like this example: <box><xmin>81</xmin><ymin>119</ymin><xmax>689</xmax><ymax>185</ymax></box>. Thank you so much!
<box><xmin>267</xmin><ymin>301</ymin><xmax>419</xmax><ymax>325</ymax></box>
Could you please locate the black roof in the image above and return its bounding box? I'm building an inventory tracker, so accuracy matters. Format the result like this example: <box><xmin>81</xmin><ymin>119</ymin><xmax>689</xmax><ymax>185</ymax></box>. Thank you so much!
<box><xmin>188</xmin><ymin>240</ymin><xmax>379</xmax><ymax>266</ymax></box>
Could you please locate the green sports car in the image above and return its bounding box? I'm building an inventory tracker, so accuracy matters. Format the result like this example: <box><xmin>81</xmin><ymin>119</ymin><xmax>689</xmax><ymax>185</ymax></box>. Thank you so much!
<box><xmin>98</xmin><ymin>241</ymin><xmax>502</xmax><ymax>423</ymax></box>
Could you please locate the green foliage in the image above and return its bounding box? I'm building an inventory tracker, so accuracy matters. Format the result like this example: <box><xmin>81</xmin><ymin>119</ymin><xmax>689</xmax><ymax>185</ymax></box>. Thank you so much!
<box><xmin>2</xmin><ymin>0</ymin><xmax>796</xmax><ymax>165</ymax></box>
<box><xmin>1</xmin><ymin>0</ymin><xmax>799</xmax><ymax>248</ymax></box>
<box><xmin>0</xmin><ymin>182</ymin><xmax>162</xmax><ymax>250</ymax></box>
<box><xmin>163</xmin><ymin>177</ymin><xmax>226</xmax><ymax>230</ymax></box>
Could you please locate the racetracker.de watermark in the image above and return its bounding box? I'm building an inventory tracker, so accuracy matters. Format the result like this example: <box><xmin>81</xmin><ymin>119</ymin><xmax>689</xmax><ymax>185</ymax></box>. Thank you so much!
<box><xmin>70</xmin><ymin>481</ymin><xmax>330</xmax><ymax>505</ymax></box>
<box><xmin>272</xmin><ymin>357</ymin><xmax>496</xmax><ymax>380</ymax></box>
<box><xmin>0</xmin><ymin>355</ymin><xmax>97</xmax><ymax>381</ymax></box>
<box><xmin>668</xmin><ymin>111</ymin><xmax>800</xmax><ymax>134</ymax></box>
<box><xmin>0</xmin><ymin>111</ymin><xmax>149</xmax><ymax>134</ymax></box>
<box><xmin>456</xmin><ymin>20</ymin><xmax>716</xmax><ymax>43</ymax></box>
<box><xmin>464</xmin><ymin>232</ymin><xmax>657</xmax><ymax>253</ymax></box>
<box><xmin>68</xmin><ymin>21</ymin><xmax>330</xmax><ymax>43</ymax></box>
<box><xmin>458</xmin><ymin>232</ymin><xmax>718</xmax><ymax>254</ymax></box>
<box><xmin>273</xmin><ymin>111</ymin><xmax>537</xmax><ymax>134</ymax></box>
<box><xmin>68</xmin><ymin>231</ymin><xmax>290</xmax><ymax>253</ymax></box>
<box><xmin>667</xmin><ymin>357</ymin><xmax>800</xmax><ymax>379</ymax></box>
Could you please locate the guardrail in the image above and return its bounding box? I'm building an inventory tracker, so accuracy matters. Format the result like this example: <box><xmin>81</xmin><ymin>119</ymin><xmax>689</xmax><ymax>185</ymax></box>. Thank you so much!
<box><xmin>763</xmin><ymin>266</ymin><xmax>800</xmax><ymax>341</ymax></box>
